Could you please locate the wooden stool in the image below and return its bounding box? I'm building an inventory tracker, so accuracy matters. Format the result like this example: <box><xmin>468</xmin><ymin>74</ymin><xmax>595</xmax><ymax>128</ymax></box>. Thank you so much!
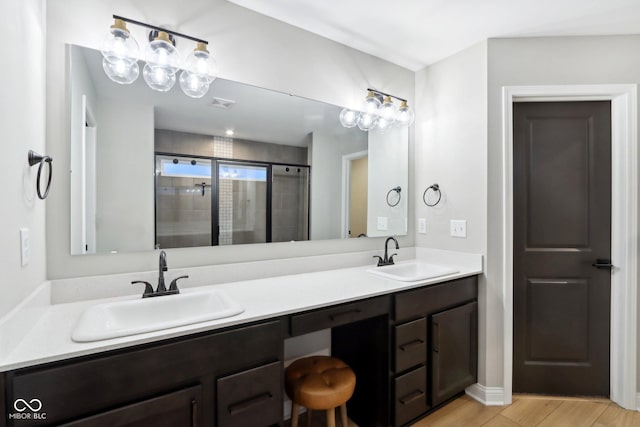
<box><xmin>285</xmin><ymin>356</ymin><xmax>356</xmax><ymax>427</ymax></box>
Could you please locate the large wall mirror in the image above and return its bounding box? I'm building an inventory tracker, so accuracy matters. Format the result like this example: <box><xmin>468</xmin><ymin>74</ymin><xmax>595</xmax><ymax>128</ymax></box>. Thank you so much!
<box><xmin>69</xmin><ymin>45</ymin><xmax>408</xmax><ymax>255</ymax></box>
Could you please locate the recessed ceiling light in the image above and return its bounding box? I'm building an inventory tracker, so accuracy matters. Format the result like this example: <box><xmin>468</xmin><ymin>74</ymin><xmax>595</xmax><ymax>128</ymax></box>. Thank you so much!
<box><xmin>225</xmin><ymin>129</ymin><xmax>234</xmax><ymax>136</ymax></box>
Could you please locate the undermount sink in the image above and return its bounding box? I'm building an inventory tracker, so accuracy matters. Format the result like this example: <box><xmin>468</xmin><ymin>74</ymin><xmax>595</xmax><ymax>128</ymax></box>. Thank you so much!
<box><xmin>71</xmin><ymin>289</ymin><xmax>244</xmax><ymax>342</ymax></box>
<box><xmin>367</xmin><ymin>261</ymin><xmax>459</xmax><ymax>282</ymax></box>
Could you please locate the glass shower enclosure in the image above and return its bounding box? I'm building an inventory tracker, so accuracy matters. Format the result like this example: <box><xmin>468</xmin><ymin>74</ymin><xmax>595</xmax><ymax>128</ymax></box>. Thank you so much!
<box><xmin>155</xmin><ymin>155</ymin><xmax>309</xmax><ymax>248</ymax></box>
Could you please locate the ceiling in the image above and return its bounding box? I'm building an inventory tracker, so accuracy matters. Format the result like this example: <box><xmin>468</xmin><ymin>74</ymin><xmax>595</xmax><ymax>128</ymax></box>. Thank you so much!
<box><xmin>227</xmin><ymin>0</ymin><xmax>640</xmax><ymax>71</ymax></box>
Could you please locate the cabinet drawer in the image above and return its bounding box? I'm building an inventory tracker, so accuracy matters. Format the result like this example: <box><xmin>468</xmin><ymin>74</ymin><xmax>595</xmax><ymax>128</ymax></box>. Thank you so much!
<box><xmin>395</xmin><ymin>318</ymin><xmax>427</xmax><ymax>373</ymax></box>
<box><xmin>290</xmin><ymin>296</ymin><xmax>389</xmax><ymax>336</ymax></box>
<box><xmin>217</xmin><ymin>361</ymin><xmax>282</xmax><ymax>427</ymax></box>
<box><xmin>394</xmin><ymin>366</ymin><xmax>429</xmax><ymax>427</ymax></box>
<box><xmin>394</xmin><ymin>276</ymin><xmax>477</xmax><ymax>322</ymax></box>
<box><xmin>60</xmin><ymin>385</ymin><xmax>202</xmax><ymax>427</ymax></box>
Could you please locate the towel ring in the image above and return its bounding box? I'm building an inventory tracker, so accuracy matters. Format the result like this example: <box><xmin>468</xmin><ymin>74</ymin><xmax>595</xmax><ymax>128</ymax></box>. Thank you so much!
<box><xmin>28</xmin><ymin>150</ymin><xmax>53</xmax><ymax>200</ymax></box>
<box><xmin>386</xmin><ymin>186</ymin><xmax>402</xmax><ymax>207</ymax></box>
<box><xmin>423</xmin><ymin>183</ymin><xmax>441</xmax><ymax>207</ymax></box>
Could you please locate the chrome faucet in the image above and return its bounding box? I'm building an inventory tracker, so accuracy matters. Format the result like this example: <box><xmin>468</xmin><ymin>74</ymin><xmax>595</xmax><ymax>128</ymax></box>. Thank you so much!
<box><xmin>132</xmin><ymin>251</ymin><xmax>188</xmax><ymax>298</ymax></box>
<box><xmin>373</xmin><ymin>236</ymin><xmax>400</xmax><ymax>267</ymax></box>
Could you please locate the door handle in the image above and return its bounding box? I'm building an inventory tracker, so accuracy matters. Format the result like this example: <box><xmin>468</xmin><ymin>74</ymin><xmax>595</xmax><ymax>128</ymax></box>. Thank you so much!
<box><xmin>592</xmin><ymin>258</ymin><xmax>614</xmax><ymax>270</ymax></box>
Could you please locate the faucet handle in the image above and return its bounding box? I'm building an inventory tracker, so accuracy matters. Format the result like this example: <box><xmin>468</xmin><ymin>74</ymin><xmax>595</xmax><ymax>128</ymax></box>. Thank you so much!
<box><xmin>132</xmin><ymin>281</ymin><xmax>154</xmax><ymax>298</ymax></box>
<box><xmin>388</xmin><ymin>253</ymin><xmax>398</xmax><ymax>264</ymax></box>
<box><xmin>169</xmin><ymin>275</ymin><xmax>188</xmax><ymax>292</ymax></box>
<box><xmin>373</xmin><ymin>255</ymin><xmax>384</xmax><ymax>266</ymax></box>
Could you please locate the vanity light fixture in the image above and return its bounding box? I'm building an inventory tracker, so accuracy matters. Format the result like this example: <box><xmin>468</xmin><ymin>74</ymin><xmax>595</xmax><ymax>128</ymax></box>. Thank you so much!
<box><xmin>101</xmin><ymin>15</ymin><xmax>217</xmax><ymax>97</ymax></box>
<box><xmin>100</xmin><ymin>18</ymin><xmax>140</xmax><ymax>84</ymax></box>
<box><xmin>339</xmin><ymin>89</ymin><xmax>414</xmax><ymax>132</ymax></box>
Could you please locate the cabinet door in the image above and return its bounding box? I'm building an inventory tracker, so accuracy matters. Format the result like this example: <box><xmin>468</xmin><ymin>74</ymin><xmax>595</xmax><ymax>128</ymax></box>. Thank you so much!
<box><xmin>430</xmin><ymin>302</ymin><xmax>478</xmax><ymax>406</ymax></box>
<box><xmin>60</xmin><ymin>385</ymin><xmax>202</xmax><ymax>427</ymax></box>
<box><xmin>217</xmin><ymin>361</ymin><xmax>282</xmax><ymax>427</ymax></box>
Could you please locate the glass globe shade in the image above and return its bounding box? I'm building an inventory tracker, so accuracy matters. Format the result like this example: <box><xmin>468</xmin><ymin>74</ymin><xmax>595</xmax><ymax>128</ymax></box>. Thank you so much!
<box><xmin>379</xmin><ymin>96</ymin><xmax>396</xmax><ymax>123</ymax></box>
<box><xmin>183</xmin><ymin>43</ymin><xmax>218</xmax><ymax>83</ymax></box>
<box><xmin>179</xmin><ymin>70</ymin><xmax>210</xmax><ymax>98</ymax></box>
<box><xmin>101</xmin><ymin>20</ymin><xmax>139</xmax><ymax>66</ymax></box>
<box><xmin>361</xmin><ymin>91</ymin><xmax>381</xmax><ymax>116</ymax></box>
<box><xmin>102</xmin><ymin>57</ymin><xmax>139</xmax><ymax>84</ymax></box>
<box><xmin>144</xmin><ymin>32</ymin><xmax>180</xmax><ymax>74</ymax></box>
<box><xmin>396</xmin><ymin>101</ymin><xmax>415</xmax><ymax>126</ymax></box>
<box><xmin>339</xmin><ymin>108</ymin><xmax>360</xmax><ymax>128</ymax></box>
<box><xmin>357</xmin><ymin>112</ymin><xmax>378</xmax><ymax>131</ymax></box>
<box><xmin>374</xmin><ymin>117</ymin><xmax>394</xmax><ymax>133</ymax></box>
<box><xmin>143</xmin><ymin>62</ymin><xmax>176</xmax><ymax>91</ymax></box>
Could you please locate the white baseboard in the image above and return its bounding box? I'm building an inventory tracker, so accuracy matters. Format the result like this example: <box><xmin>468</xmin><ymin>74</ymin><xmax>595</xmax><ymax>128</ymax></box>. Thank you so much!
<box><xmin>636</xmin><ymin>393</ymin><xmax>640</xmax><ymax>411</ymax></box>
<box><xmin>465</xmin><ymin>383</ymin><xmax>506</xmax><ymax>406</ymax></box>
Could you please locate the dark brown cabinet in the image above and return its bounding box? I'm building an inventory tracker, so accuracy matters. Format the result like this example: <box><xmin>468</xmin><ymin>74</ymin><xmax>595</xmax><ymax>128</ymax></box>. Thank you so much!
<box><xmin>59</xmin><ymin>385</ymin><xmax>202</xmax><ymax>427</ymax></box>
<box><xmin>431</xmin><ymin>301</ymin><xmax>478</xmax><ymax>406</ymax></box>
<box><xmin>390</xmin><ymin>276</ymin><xmax>478</xmax><ymax>426</ymax></box>
<box><xmin>3</xmin><ymin>320</ymin><xmax>284</xmax><ymax>427</ymax></box>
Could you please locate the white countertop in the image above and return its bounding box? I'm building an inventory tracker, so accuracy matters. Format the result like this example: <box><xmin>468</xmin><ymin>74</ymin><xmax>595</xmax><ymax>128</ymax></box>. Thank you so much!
<box><xmin>0</xmin><ymin>248</ymin><xmax>482</xmax><ymax>372</ymax></box>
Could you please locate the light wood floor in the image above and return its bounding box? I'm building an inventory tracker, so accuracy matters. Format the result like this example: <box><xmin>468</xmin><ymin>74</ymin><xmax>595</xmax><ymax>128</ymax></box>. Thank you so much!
<box><xmin>411</xmin><ymin>394</ymin><xmax>640</xmax><ymax>427</ymax></box>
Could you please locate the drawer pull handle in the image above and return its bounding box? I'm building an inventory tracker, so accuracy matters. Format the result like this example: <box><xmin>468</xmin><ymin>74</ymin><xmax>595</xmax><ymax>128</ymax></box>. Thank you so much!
<box><xmin>399</xmin><ymin>339</ymin><xmax>425</xmax><ymax>351</ymax></box>
<box><xmin>399</xmin><ymin>389</ymin><xmax>425</xmax><ymax>405</ymax></box>
<box><xmin>191</xmin><ymin>400</ymin><xmax>198</xmax><ymax>427</ymax></box>
<box><xmin>228</xmin><ymin>392</ymin><xmax>273</xmax><ymax>416</ymax></box>
<box><xmin>330</xmin><ymin>309</ymin><xmax>362</xmax><ymax>321</ymax></box>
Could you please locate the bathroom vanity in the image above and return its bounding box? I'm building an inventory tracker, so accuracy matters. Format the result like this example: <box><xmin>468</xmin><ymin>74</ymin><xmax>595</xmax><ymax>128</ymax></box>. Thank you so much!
<box><xmin>0</xmin><ymin>259</ymin><xmax>479</xmax><ymax>427</ymax></box>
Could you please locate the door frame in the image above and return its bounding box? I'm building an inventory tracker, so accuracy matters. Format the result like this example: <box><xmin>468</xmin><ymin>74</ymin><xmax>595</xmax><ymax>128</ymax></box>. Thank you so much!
<box><xmin>501</xmin><ymin>85</ymin><xmax>638</xmax><ymax>409</ymax></box>
<box><xmin>341</xmin><ymin>150</ymin><xmax>368</xmax><ymax>238</ymax></box>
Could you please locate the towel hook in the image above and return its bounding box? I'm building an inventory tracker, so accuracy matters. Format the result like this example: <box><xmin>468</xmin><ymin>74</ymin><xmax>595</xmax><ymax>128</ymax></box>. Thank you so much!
<box><xmin>28</xmin><ymin>150</ymin><xmax>53</xmax><ymax>200</ymax></box>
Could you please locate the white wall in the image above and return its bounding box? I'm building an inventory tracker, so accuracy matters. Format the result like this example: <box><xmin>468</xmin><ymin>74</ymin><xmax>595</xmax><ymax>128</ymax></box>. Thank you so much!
<box><xmin>367</xmin><ymin>126</ymin><xmax>409</xmax><ymax>237</ymax></box>
<box><xmin>414</xmin><ymin>42</ymin><xmax>489</xmax><ymax>383</ymax></box>
<box><xmin>95</xmin><ymin>99</ymin><xmax>155</xmax><ymax>253</ymax></box>
<box><xmin>486</xmin><ymin>35</ymin><xmax>640</xmax><ymax>391</ymax></box>
<box><xmin>45</xmin><ymin>0</ymin><xmax>414</xmax><ymax>278</ymax></box>
<box><xmin>0</xmin><ymin>0</ymin><xmax>47</xmax><ymax>318</ymax></box>
<box><xmin>310</xmin><ymin>131</ymin><xmax>368</xmax><ymax>240</ymax></box>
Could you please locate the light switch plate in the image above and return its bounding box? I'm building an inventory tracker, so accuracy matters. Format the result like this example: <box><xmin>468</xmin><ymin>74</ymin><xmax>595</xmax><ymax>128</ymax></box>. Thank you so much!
<box><xmin>377</xmin><ymin>217</ymin><xmax>388</xmax><ymax>231</ymax></box>
<box><xmin>450</xmin><ymin>220</ymin><xmax>467</xmax><ymax>238</ymax></box>
<box><xmin>20</xmin><ymin>228</ymin><xmax>30</xmax><ymax>266</ymax></box>
<box><xmin>418</xmin><ymin>218</ymin><xmax>427</xmax><ymax>234</ymax></box>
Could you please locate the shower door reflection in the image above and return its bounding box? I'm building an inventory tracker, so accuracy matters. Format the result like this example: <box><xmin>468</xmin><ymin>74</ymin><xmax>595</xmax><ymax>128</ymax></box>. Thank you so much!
<box><xmin>155</xmin><ymin>155</ymin><xmax>212</xmax><ymax>248</ymax></box>
<box><xmin>216</xmin><ymin>162</ymin><xmax>269</xmax><ymax>245</ymax></box>
<box><xmin>272</xmin><ymin>165</ymin><xmax>310</xmax><ymax>242</ymax></box>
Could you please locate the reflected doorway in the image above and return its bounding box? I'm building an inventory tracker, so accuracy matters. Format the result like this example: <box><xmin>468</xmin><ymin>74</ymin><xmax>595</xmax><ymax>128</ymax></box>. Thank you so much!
<box><xmin>342</xmin><ymin>150</ymin><xmax>368</xmax><ymax>238</ymax></box>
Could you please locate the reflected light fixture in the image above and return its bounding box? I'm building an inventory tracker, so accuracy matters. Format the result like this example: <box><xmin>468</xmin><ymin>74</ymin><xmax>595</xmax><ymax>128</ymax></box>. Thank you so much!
<box><xmin>225</xmin><ymin>129</ymin><xmax>234</xmax><ymax>136</ymax></box>
<box><xmin>101</xmin><ymin>15</ymin><xmax>217</xmax><ymax>97</ymax></box>
<box><xmin>143</xmin><ymin>31</ymin><xmax>180</xmax><ymax>92</ymax></box>
<box><xmin>179</xmin><ymin>42</ymin><xmax>218</xmax><ymax>98</ymax></box>
<box><xmin>339</xmin><ymin>89</ymin><xmax>414</xmax><ymax>132</ymax></box>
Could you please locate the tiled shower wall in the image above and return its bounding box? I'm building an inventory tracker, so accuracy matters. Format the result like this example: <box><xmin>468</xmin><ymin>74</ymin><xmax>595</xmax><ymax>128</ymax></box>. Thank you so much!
<box><xmin>155</xmin><ymin>129</ymin><xmax>309</xmax><ymax>246</ymax></box>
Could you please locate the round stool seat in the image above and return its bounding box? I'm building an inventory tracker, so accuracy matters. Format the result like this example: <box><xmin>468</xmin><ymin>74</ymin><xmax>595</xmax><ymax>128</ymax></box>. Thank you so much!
<box><xmin>285</xmin><ymin>356</ymin><xmax>356</xmax><ymax>410</ymax></box>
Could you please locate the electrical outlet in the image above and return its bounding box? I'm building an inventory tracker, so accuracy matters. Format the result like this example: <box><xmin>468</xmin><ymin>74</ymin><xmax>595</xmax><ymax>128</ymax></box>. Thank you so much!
<box><xmin>377</xmin><ymin>217</ymin><xmax>388</xmax><ymax>231</ymax></box>
<box><xmin>20</xmin><ymin>228</ymin><xmax>30</xmax><ymax>266</ymax></box>
<box><xmin>450</xmin><ymin>220</ymin><xmax>467</xmax><ymax>238</ymax></box>
<box><xmin>418</xmin><ymin>218</ymin><xmax>427</xmax><ymax>234</ymax></box>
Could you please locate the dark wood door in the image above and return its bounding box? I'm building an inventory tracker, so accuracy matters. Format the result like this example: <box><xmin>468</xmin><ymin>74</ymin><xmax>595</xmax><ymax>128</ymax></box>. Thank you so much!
<box><xmin>430</xmin><ymin>301</ymin><xmax>478</xmax><ymax>406</ymax></box>
<box><xmin>513</xmin><ymin>101</ymin><xmax>611</xmax><ymax>395</ymax></box>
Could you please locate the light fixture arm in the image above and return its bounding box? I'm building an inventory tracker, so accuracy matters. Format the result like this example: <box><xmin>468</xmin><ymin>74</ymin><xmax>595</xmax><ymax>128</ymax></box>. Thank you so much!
<box><xmin>366</xmin><ymin>88</ymin><xmax>407</xmax><ymax>103</ymax></box>
<box><xmin>112</xmin><ymin>14</ymin><xmax>208</xmax><ymax>46</ymax></box>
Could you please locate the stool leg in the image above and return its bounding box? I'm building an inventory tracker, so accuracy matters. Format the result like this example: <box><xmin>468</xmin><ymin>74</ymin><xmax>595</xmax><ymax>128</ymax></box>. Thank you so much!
<box><xmin>340</xmin><ymin>403</ymin><xmax>348</xmax><ymax>426</ymax></box>
<box><xmin>326</xmin><ymin>407</ymin><xmax>336</xmax><ymax>427</ymax></box>
<box><xmin>291</xmin><ymin>402</ymin><xmax>300</xmax><ymax>427</ymax></box>
<box><xmin>306</xmin><ymin>409</ymin><xmax>312</xmax><ymax>427</ymax></box>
